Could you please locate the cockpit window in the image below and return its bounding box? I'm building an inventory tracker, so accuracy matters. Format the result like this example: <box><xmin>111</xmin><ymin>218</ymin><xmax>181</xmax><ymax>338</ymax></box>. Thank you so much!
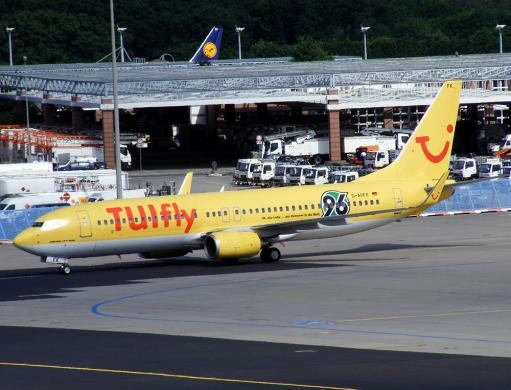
<box><xmin>32</xmin><ymin>221</ymin><xmax>44</xmax><ymax>227</ymax></box>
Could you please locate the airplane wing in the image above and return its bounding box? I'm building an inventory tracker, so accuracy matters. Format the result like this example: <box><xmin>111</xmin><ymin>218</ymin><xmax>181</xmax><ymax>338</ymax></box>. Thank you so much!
<box><xmin>178</xmin><ymin>172</ymin><xmax>193</xmax><ymax>195</ymax></box>
<box><xmin>444</xmin><ymin>176</ymin><xmax>503</xmax><ymax>188</ymax></box>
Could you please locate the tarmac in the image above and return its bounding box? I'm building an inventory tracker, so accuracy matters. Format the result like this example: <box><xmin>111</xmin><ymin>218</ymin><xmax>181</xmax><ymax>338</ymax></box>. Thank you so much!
<box><xmin>1</xmin><ymin>171</ymin><xmax>510</xmax><ymax>388</ymax></box>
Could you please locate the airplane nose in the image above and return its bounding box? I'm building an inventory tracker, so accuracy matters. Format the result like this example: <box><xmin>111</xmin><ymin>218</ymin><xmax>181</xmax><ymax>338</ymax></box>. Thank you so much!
<box><xmin>13</xmin><ymin>229</ymin><xmax>34</xmax><ymax>250</ymax></box>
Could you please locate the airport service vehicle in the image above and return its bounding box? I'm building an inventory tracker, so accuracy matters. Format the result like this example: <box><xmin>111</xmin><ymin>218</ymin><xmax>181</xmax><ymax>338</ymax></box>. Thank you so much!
<box><xmin>252</xmin><ymin>161</ymin><xmax>276</xmax><ymax>187</ymax></box>
<box><xmin>344</xmin><ymin>133</ymin><xmax>410</xmax><ymax>162</ymax></box>
<box><xmin>261</xmin><ymin>130</ymin><xmax>329</xmax><ymax>164</ymax></box>
<box><xmin>363</xmin><ymin>150</ymin><xmax>388</xmax><ymax>168</ymax></box>
<box><xmin>272</xmin><ymin>164</ymin><xmax>296</xmax><ymax>186</ymax></box>
<box><xmin>288</xmin><ymin>165</ymin><xmax>313</xmax><ymax>185</ymax></box>
<box><xmin>0</xmin><ymin>162</ymin><xmax>53</xmax><ymax>174</ymax></box>
<box><xmin>233</xmin><ymin>158</ymin><xmax>260</xmax><ymax>185</ymax></box>
<box><xmin>0</xmin><ymin>170</ymin><xmax>129</xmax><ymax>197</ymax></box>
<box><xmin>478</xmin><ymin>161</ymin><xmax>503</xmax><ymax>178</ymax></box>
<box><xmin>451</xmin><ymin>158</ymin><xmax>478</xmax><ymax>180</ymax></box>
<box><xmin>493</xmin><ymin>134</ymin><xmax>511</xmax><ymax>158</ymax></box>
<box><xmin>330</xmin><ymin>171</ymin><xmax>359</xmax><ymax>183</ymax></box>
<box><xmin>0</xmin><ymin>188</ymin><xmax>147</xmax><ymax>210</ymax></box>
<box><xmin>15</xmin><ymin>81</ymin><xmax>472</xmax><ymax>275</ymax></box>
<box><xmin>51</xmin><ymin>143</ymin><xmax>131</xmax><ymax>169</ymax></box>
<box><xmin>304</xmin><ymin>167</ymin><xmax>330</xmax><ymax>185</ymax></box>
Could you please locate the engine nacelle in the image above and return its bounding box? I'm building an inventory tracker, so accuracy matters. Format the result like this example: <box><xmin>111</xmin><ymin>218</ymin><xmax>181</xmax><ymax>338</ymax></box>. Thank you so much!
<box><xmin>204</xmin><ymin>231</ymin><xmax>261</xmax><ymax>259</ymax></box>
<box><xmin>138</xmin><ymin>249</ymin><xmax>191</xmax><ymax>259</ymax></box>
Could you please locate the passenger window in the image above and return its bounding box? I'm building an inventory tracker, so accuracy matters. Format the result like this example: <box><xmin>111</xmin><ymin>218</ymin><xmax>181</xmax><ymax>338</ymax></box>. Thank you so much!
<box><xmin>235</xmin><ymin>209</ymin><xmax>239</xmax><ymax>215</ymax></box>
<box><xmin>135</xmin><ymin>218</ymin><xmax>139</xmax><ymax>223</ymax></box>
<box><xmin>194</xmin><ymin>212</ymin><xmax>198</xmax><ymax>218</ymax></box>
<box><xmin>206</xmin><ymin>212</ymin><xmax>210</xmax><ymax>217</ymax></box>
<box><xmin>116</xmin><ymin>219</ymin><xmax>120</xmax><ymax>225</ymax></box>
<box><xmin>376</xmin><ymin>199</ymin><xmax>380</xmax><ymax>205</ymax></box>
<box><xmin>242</xmin><ymin>209</ymin><xmax>246</xmax><ymax>215</ymax></box>
<box><xmin>212</xmin><ymin>211</ymin><xmax>216</xmax><ymax>217</ymax></box>
<box><xmin>147</xmin><ymin>217</ymin><xmax>152</xmax><ymax>222</ymax></box>
<box><xmin>267</xmin><ymin>207</ymin><xmax>271</xmax><ymax>213</ymax></box>
<box><xmin>122</xmin><ymin>218</ymin><xmax>126</xmax><ymax>224</ymax></box>
<box><xmin>255</xmin><ymin>208</ymin><xmax>259</xmax><ymax>213</ymax></box>
<box><xmin>261</xmin><ymin>208</ymin><xmax>265</xmax><ymax>213</ymax></box>
<box><xmin>223</xmin><ymin>211</ymin><xmax>228</xmax><ymax>216</ymax></box>
<box><xmin>249</xmin><ymin>209</ymin><xmax>253</xmax><ymax>214</ymax></box>
<box><xmin>370</xmin><ymin>200</ymin><xmax>374</xmax><ymax>205</ymax></box>
<box><xmin>273</xmin><ymin>207</ymin><xmax>277</xmax><ymax>212</ymax></box>
<box><xmin>364</xmin><ymin>200</ymin><xmax>368</xmax><ymax>206</ymax></box>
<box><xmin>298</xmin><ymin>205</ymin><xmax>302</xmax><ymax>210</ymax></box>
<box><xmin>280</xmin><ymin>206</ymin><xmax>283</xmax><ymax>212</ymax></box>
<box><xmin>286</xmin><ymin>206</ymin><xmax>289</xmax><ymax>211</ymax></box>
<box><xmin>304</xmin><ymin>205</ymin><xmax>308</xmax><ymax>210</ymax></box>
<box><xmin>110</xmin><ymin>219</ymin><xmax>114</xmax><ymax>224</ymax></box>
<box><xmin>292</xmin><ymin>206</ymin><xmax>296</xmax><ymax>211</ymax></box>
<box><xmin>311</xmin><ymin>204</ymin><xmax>315</xmax><ymax>209</ymax></box>
<box><xmin>104</xmin><ymin>219</ymin><xmax>107</xmax><ymax>225</ymax></box>
<box><xmin>97</xmin><ymin>220</ymin><xmax>101</xmax><ymax>225</ymax></box>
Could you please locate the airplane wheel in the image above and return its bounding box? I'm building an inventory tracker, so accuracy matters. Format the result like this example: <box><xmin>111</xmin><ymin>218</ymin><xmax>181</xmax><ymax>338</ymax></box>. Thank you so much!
<box><xmin>261</xmin><ymin>247</ymin><xmax>281</xmax><ymax>263</ymax></box>
<box><xmin>59</xmin><ymin>265</ymin><xmax>71</xmax><ymax>275</ymax></box>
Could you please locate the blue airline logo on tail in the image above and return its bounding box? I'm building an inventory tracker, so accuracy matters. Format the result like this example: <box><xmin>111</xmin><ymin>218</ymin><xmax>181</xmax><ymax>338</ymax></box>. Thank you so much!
<box><xmin>189</xmin><ymin>26</ymin><xmax>223</xmax><ymax>64</ymax></box>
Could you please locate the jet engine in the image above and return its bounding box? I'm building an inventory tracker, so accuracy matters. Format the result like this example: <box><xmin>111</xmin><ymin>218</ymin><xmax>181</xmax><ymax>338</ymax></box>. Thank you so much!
<box><xmin>204</xmin><ymin>231</ymin><xmax>261</xmax><ymax>259</ymax></box>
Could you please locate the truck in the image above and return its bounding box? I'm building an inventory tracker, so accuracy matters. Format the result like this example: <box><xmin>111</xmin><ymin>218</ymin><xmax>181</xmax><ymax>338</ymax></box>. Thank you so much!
<box><xmin>0</xmin><ymin>161</ymin><xmax>53</xmax><ymax>174</ymax></box>
<box><xmin>363</xmin><ymin>149</ymin><xmax>402</xmax><ymax>169</ymax></box>
<box><xmin>261</xmin><ymin>130</ymin><xmax>329</xmax><ymax>164</ymax></box>
<box><xmin>0</xmin><ymin>170</ymin><xmax>129</xmax><ymax>196</ymax></box>
<box><xmin>478</xmin><ymin>160</ymin><xmax>503</xmax><ymax>178</ymax></box>
<box><xmin>273</xmin><ymin>164</ymin><xmax>295</xmax><ymax>186</ymax></box>
<box><xmin>0</xmin><ymin>188</ymin><xmax>147</xmax><ymax>210</ymax></box>
<box><xmin>251</xmin><ymin>160</ymin><xmax>276</xmax><ymax>187</ymax></box>
<box><xmin>233</xmin><ymin>158</ymin><xmax>260</xmax><ymax>185</ymax></box>
<box><xmin>330</xmin><ymin>170</ymin><xmax>359</xmax><ymax>183</ymax></box>
<box><xmin>451</xmin><ymin>157</ymin><xmax>478</xmax><ymax>180</ymax></box>
<box><xmin>51</xmin><ymin>144</ymin><xmax>132</xmax><ymax>170</ymax></box>
<box><xmin>304</xmin><ymin>166</ymin><xmax>330</xmax><ymax>185</ymax></box>
<box><xmin>288</xmin><ymin>165</ymin><xmax>313</xmax><ymax>185</ymax></box>
<box><xmin>493</xmin><ymin>134</ymin><xmax>511</xmax><ymax>159</ymax></box>
<box><xmin>346</xmin><ymin>133</ymin><xmax>410</xmax><ymax>163</ymax></box>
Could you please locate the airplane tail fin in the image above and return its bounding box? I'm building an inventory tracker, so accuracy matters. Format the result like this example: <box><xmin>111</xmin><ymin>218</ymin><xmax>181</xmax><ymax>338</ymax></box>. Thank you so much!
<box><xmin>361</xmin><ymin>80</ymin><xmax>462</xmax><ymax>182</ymax></box>
<box><xmin>178</xmin><ymin>172</ymin><xmax>193</xmax><ymax>195</ymax></box>
<box><xmin>189</xmin><ymin>26</ymin><xmax>223</xmax><ymax>64</ymax></box>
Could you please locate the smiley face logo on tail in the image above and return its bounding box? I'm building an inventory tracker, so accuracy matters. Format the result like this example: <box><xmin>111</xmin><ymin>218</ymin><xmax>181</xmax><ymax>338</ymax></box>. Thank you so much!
<box><xmin>415</xmin><ymin>124</ymin><xmax>453</xmax><ymax>163</ymax></box>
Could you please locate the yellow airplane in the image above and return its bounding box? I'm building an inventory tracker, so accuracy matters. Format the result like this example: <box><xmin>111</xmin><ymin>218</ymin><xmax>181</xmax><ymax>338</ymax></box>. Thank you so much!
<box><xmin>14</xmin><ymin>80</ymin><xmax>462</xmax><ymax>274</ymax></box>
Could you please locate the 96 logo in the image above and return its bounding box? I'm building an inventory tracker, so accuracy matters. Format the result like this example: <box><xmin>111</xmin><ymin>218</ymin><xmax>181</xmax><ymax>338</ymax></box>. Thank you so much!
<box><xmin>321</xmin><ymin>191</ymin><xmax>350</xmax><ymax>217</ymax></box>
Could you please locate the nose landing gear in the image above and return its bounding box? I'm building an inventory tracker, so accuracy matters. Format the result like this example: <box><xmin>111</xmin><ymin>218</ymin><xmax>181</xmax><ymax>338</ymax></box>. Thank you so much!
<box><xmin>41</xmin><ymin>256</ymin><xmax>72</xmax><ymax>275</ymax></box>
<box><xmin>260</xmin><ymin>247</ymin><xmax>281</xmax><ymax>263</ymax></box>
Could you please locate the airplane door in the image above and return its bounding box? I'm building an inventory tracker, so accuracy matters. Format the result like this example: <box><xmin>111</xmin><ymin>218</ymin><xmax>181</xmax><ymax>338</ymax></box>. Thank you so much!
<box><xmin>393</xmin><ymin>188</ymin><xmax>403</xmax><ymax>208</ymax></box>
<box><xmin>77</xmin><ymin>210</ymin><xmax>92</xmax><ymax>238</ymax></box>
<box><xmin>221</xmin><ymin>208</ymin><xmax>230</xmax><ymax>223</ymax></box>
<box><xmin>233</xmin><ymin>207</ymin><xmax>241</xmax><ymax>222</ymax></box>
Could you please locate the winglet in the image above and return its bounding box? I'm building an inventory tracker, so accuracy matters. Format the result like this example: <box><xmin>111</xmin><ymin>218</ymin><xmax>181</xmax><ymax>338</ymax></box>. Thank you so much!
<box><xmin>178</xmin><ymin>172</ymin><xmax>193</xmax><ymax>195</ymax></box>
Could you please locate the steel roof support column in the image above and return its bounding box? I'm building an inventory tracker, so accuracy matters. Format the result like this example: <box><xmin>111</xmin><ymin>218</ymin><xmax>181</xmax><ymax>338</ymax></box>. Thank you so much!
<box><xmin>101</xmin><ymin>98</ymin><xmax>116</xmax><ymax>169</ymax></box>
<box><xmin>256</xmin><ymin>103</ymin><xmax>268</xmax><ymax>122</ymax></box>
<box><xmin>327</xmin><ymin>89</ymin><xmax>342</xmax><ymax>162</ymax></box>
<box><xmin>384</xmin><ymin>107</ymin><xmax>393</xmax><ymax>129</ymax></box>
<box><xmin>15</xmin><ymin>90</ymin><xmax>26</xmax><ymax>124</ymax></box>
<box><xmin>42</xmin><ymin>93</ymin><xmax>56</xmax><ymax>126</ymax></box>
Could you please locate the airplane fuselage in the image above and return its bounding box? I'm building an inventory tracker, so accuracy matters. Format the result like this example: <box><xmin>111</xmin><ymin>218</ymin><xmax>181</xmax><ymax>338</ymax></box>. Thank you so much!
<box><xmin>14</xmin><ymin>180</ymin><xmax>427</xmax><ymax>259</ymax></box>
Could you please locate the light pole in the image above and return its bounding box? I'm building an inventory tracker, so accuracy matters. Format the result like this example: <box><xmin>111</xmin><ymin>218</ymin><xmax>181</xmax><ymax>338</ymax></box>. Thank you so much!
<box><xmin>6</xmin><ymin>27</ymin><xmax>14</xmax><ymax>66</ymax></box>
<box><xmin>117</xmin><ymin>26</ymin><xmax>127</xmax><ymax>62</ymax></box>
<box><xmin>496</xmin><ymin>24</ymin><xmax>506</xmax><ymax>54</ymax></box>
<box><xmin>235</xmin><ymin>26</ymin><xmax>245</xmax><ymax>60</ymax></box>
<box><xmin>23</xmin><ymin>56</ymin><xmax>31</xmax><ymax>161</ymax></box>
<box><xmin>110</xmin><ymin>0</ymin><xmax>123</xmax><ymax>198</ymax></box>
<box><xmin>361</xmin><ymin>26</ymin><xmax>370</xmax><ymax>60</ymax></box>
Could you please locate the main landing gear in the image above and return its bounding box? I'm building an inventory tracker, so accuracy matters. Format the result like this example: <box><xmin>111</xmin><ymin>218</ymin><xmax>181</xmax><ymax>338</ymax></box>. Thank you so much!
<box><xmin>260</xmin><ymin>247</ymin><xmax>281</xmax><ymax>263</ymax></box>
<box><xmin>41</xmin><ymin>256</ymin><xmax>72</xmax><ymax>275</ymax></box>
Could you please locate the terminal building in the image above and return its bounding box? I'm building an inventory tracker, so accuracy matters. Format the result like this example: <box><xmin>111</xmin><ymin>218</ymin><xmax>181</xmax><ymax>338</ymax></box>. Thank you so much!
<box><xmin>0</xmin><ymin>53</ymin><xmax>510</xmax><ymax>167</ymax></box>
